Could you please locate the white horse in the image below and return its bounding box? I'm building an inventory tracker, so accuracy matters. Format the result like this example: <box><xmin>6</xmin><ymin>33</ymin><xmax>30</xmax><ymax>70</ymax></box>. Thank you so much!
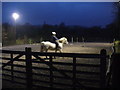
<box><xmin>40</xmin><ymin>37</ymin><xmax>68</xmax><ymax>53</ymax></box>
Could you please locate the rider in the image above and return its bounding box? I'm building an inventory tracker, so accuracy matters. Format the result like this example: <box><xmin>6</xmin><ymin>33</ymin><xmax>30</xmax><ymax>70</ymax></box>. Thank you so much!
<box><xmin>51</xmin><ymin>32</ymin><xmax>59</xmax><ymax>49</ymax></box>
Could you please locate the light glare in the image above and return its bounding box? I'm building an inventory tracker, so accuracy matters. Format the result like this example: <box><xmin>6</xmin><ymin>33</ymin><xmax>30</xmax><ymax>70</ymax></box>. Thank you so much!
<box><xmin>12</xmin><ymin>13</ymin><xmax>19</xmax><ymax>20</ymax></box>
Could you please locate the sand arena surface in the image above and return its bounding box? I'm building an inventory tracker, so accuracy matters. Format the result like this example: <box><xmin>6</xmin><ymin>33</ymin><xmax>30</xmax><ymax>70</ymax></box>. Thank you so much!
<box><xmin>2</xmin><ymin>42</ymin><xmax>113</xmax><ymax>54</ymax></box>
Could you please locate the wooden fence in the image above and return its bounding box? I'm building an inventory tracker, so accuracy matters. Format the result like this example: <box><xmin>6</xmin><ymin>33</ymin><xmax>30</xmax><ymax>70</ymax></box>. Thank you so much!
<box><xmin>0</xmin><ymin>47</ymin><xmax>109</xmax><ymax>89</ymax></box>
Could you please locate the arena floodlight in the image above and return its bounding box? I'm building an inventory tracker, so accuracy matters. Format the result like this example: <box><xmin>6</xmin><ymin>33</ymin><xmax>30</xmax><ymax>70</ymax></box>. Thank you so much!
<box><xmin>12</xmin><ymin>13</ymin><xmax>19</xmax><ymax>21</ymax></box>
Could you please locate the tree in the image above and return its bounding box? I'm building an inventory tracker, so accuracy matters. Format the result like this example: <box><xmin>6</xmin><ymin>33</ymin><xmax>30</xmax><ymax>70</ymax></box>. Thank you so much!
<box><xmin>2</xmin><ymin>23</ymin><xmax>16</xmax><ymax>46</ymax></box>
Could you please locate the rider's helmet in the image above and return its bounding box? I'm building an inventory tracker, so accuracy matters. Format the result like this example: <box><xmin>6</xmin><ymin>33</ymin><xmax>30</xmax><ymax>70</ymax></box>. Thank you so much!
<box><xmin>52</xmin><ymin>32</ymin><xmax>56</xmax><ymax>35</ymax></box>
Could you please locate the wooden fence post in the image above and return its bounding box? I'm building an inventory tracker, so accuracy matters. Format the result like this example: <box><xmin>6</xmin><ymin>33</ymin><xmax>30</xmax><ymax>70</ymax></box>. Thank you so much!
<box><xmin>25</xmin><ymin>47</ymin><xmax>32</xmax><ymax>89</ymax></box>
<box><xmin>112</xmin><ymin>53</ymin><xmax>120</xmax><ymax>88</ymax></box>
<box><xmin>11</xmin><ymin>53</ymin><xmax>14</xmax><ymax>81</ymax></box>
<box><xmin>50</xmin><ymin>56</ymin><xmax>53</xmax><ymax>89</ymax></box>
<box><xmin>100</xmin><ymin>49</ymin><xmax>106</xmax><ymax>88</ymax></box>
<box><xmin>71</xmin><ymin>37</ymin><xmax>73</xmax><ymax>43</ymax></box>
<box><xmin>76</xmin><ymin>37</ymin><xmax>78</xmax><ymax>43</ymax></box>
<box><xmin>73</xmin><ymin>57</ymin><xmax>76</xmax><ymax>90</ymax></box>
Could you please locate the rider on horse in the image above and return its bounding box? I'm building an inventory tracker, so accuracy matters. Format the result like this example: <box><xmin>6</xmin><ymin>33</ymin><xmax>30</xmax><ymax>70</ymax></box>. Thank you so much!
<box><xmin>51</xmin><ymin>32</ymin><xmax>59</xmax><ymax>49</ymax></box>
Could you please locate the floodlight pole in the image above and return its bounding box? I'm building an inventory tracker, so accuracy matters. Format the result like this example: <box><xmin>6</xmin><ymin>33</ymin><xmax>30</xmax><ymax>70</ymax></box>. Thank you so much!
<box><xmin>14</xmin><ymin>20</ymin><xmax>16</xmax><ymax>40</ymax></box>
<box><xmin>12</xmin><ymin>13</ymin><xmax>19</xmax><ymax>41</ymax></box>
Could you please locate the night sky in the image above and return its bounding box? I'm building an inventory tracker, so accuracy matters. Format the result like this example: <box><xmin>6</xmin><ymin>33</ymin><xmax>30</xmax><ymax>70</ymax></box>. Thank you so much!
<box><xmin>2</xmin><ymin>2</ymin><xmax>116</xmax><ymax>27</ymax></box>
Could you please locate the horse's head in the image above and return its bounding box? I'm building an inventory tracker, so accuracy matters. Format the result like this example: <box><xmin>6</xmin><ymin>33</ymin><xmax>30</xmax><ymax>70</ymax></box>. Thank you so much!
<box><xmin>58</xmin><ymin>37</ymin><xmax>68</xmax><ymax>44</ymax></box>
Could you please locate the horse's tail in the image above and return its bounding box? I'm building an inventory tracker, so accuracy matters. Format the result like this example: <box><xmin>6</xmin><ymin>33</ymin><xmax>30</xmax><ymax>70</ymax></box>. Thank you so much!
<box><xmin>40</xmin><ymin>41</ymin><xmax>45</xmax><ymax>52</ymax></box>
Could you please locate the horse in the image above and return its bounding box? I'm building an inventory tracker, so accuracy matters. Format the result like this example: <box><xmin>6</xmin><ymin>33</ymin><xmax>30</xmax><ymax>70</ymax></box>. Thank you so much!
<box><xmin>40</xmin><ymin>37</ymin><xmax>68</xmax><ymax>53</ymax></box>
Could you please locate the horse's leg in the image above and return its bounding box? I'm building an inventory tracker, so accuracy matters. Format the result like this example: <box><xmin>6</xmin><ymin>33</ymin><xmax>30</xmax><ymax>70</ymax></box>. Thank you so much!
<box><xmin>59</xmin><ymin>49</ymin><xmax>62</xmax><ymax>53</ymax></box>
<box><xmin>59</xmin><ymin>49</ymin><xmax>64</xmax><ymax>59</ymax></box>
<box><xmin>45</xmin><ymin>49</ymin><xmax>48</xmax><ymax>59</ymax></box>
<box><xmin>54</xmin><ymin>49</ymin><xmax>57</xmax><ymax>59</ymax></box>
<box><xmin>55</xmin><ymin>49</ymin><xmax>57</xmax><ymax>53</ymax></box>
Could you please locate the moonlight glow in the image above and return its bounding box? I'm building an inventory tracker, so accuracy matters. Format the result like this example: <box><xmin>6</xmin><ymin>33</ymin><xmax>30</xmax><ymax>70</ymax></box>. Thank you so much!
<box><xmin>12</xmin><ymin>13</ymin><xmax>19</xmax><ymax>21</ymax></box>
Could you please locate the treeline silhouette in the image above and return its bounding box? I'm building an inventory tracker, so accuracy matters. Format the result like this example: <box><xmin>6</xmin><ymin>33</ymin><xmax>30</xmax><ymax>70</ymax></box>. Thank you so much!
<box><xmin>2</xmin><ymin>22</ymin><xmax>116</xmax><ymax>46</ymax></box>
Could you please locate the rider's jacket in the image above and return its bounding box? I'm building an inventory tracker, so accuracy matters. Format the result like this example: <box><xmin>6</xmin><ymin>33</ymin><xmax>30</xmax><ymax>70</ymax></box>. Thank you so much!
<box><xmin>51</xmin><ymin>35</ymin><xmax>58</xmax><ymax>43</ymax></box>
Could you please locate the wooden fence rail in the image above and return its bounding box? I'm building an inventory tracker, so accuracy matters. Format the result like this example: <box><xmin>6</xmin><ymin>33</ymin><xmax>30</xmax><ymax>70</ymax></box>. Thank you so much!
<box><xmin>0</xmin><ymin>47</ymin><xmax>109</xmax><ymax>89</ymax></box>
